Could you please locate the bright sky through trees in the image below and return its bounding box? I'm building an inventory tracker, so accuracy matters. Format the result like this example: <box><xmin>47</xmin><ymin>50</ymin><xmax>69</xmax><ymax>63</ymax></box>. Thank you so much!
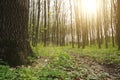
<box><xmin>81</xmin><ymin>0</ymin><xmax>97</xmax><ymax>14</ymax></box>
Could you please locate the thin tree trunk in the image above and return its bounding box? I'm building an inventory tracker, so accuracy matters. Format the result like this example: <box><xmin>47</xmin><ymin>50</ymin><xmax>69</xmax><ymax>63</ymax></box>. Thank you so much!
<box><xmin>36</xmin><ymin>0</ymin><xmax>41</xmax><ymax>45</ymax></box>
<box><xmin>44</xmin><ymin>0</ymin><xmax>47</xmax><ymax>47</ymax></box>
<box><xmin>116</xmin><ymin>0</ymin><xmax>120</xmax><ymax>50</ymax></box>
<box><xmin>69</xmin><ymin>0</ymin><xmax>74</xmax><ymax>48</ymax></box>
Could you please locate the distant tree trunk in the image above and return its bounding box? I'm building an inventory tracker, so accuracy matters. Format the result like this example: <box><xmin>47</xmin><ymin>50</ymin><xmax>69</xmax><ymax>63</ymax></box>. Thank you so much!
<box><xmin>0</xmin><ymin>0</ymin><xmax>32</xmax><ymax>66</ymax></box>
<box><xmin>61</xmin><ymin>13</ymin><xmax>66</xmax><ymax>46</ymax></box>
<box><xmin>100</xmin><ymin>25</ymin><xmax>103</xmax><ymax>44</ymax></box>
<box><xmin>111</xmin><ymin>0</ymin><xmax>115</xmax><ymax>47</ymax></box>
<box><xmin>41</xmin><ymin>1</ymin><xmax>44</xmax><ymax>43</ymax></box>
<box><xmin>47</xmin><ymin>0</ymin><xmax>50</xmax><ymax>44</ymax></box>
<box><xmin>74</xmin><ymin>0</ymin><xmax>80</xmax><ymax>48</ymax></box>
<box><xmin>69</xmin><ymin>0</ymin><xmax>74</xmax><ymax>48</ymax></box>
<box><xmin>97</xmin><ymin>7</ymin><xmax>101</xmax><ymax>49</ymax></box>
<box><xmin>103</xmin><ymin>1</ymin><xmax>108</xmax><ymax>48</ymax></box>
<box><xmin>44</xmin><ymin>0</ymin><xmax>47</xmax><ymax>47</ymax></box>
<box><xmin>31</xmin><ymin>0</ymin><xmax>36</xmax><ymax>46</ymax></box>
<box><xmin>55</xmin><ymin>0</ymin><xmax>59</xmax><ymax>46</ymax></box>
<box><xmin>35</xmin><ymin>0</ymin><xmax>41</xmax><ymax>45</ymax></box>
<box><xmin>116</xmin><ymin>0</ymin><xmax>120</xmax><ymax>50</ymax></box>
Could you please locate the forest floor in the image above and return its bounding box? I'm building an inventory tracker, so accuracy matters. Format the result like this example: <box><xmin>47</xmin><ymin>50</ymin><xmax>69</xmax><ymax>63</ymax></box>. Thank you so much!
<box><xmin>0</xmin><ymin>46</ymin><xmax>120</xmax><ymax>80</ymax></box>
<box><xmin>70</xmin><ymin>53</ymin><xmax>120</xmax><ymax>80</ymax></box>
<box><xmin>31</xmin><ymin>46</ymin><xmax>120</xmax><ymax>80</ymax></box>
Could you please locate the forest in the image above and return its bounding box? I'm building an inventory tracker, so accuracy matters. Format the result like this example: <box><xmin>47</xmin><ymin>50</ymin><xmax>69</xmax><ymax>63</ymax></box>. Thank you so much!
<box><xmin>0</xmin><ymin>0</ymin><xmax>120</xmax><ymax>80</ymax></box>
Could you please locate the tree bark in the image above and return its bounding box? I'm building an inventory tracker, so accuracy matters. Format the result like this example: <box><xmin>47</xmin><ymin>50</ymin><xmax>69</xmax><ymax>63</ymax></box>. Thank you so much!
<box><xmin>0</xmin><ymin>0</ymin><xmax>32</xmax><ymax>66</ymax></box>
<box><xmin>117</xmin><ymin>0</ymin><xmax>120</xmax><ymax>50</ymax></box>
<box><xmin>69</xmin><ymin>0</ymin><xmax>74</xmax><ymax>48</ymax></box>
<box><xmin>36</xmin><ymin>0</ymin><xmax>41</xmax><ymax>45</ymax></box>
<box><xmin>44</xmin><ymin>0</ymin><xmax>47</xmax><ymax>47</ymax></box>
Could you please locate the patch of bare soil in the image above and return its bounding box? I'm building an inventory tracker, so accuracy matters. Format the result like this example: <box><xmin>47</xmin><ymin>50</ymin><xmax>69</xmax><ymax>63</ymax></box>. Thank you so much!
<box><xmin>70</xmin><ymin>53</ymin><xmax>120</xmax><ymax>80</ymax></box>
<box><xmin>104</xmin><ymin>65</ymin><xmax>120</xmax><ymax>80</ymax></box>
<box><xmin>32</xmin><ymin>56</ymin><xmax>51</xmax><ymax>68</ymax></box>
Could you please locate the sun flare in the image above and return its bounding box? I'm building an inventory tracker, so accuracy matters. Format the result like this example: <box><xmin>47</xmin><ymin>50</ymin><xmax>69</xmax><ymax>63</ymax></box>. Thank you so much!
<box><xmin>81</xmin><ymin>0</ymin><xmax>97</xmax><ymax>14</ymax></box>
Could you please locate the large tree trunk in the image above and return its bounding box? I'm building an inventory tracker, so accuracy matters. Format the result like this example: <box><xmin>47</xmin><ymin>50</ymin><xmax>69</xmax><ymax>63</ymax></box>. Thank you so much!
<box><xmin>0</xmin><ymin>0</ymin><xmax>32</xmax><ymax>66</ymax></box>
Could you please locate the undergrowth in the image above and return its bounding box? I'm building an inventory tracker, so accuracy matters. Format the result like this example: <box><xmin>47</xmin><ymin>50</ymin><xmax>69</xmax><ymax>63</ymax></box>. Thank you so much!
<box><xmin>0</xmin><ymin>45</ymin><xmax>120</xmax><ymax>80</ymax></box>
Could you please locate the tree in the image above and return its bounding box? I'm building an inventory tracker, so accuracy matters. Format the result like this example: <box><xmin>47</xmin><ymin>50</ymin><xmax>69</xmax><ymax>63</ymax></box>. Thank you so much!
<box><xmin>36</xmin><ymin>0</ymin><xmax>41</xmax><ymax>45</ymax></box>
<box><xmin>31</xmin><ymin>0</ymin><xmax>36</xmax><ymax>46</ymax></box>
<box><xmin>116</xmin><ymin>0</ymin><xmax>120</xmax><ymax>50</ymax></box>
<box><xmin>74</xmin><ymin>0</ymin><xmax>81</xmax><ymax>48</ymax></box>
<box><xmin>47</xmin><ymin>0</ymin><xmax>50</xmax><ymax>43</ymax></box>
<box><xmin>111</xmin><ymin>0</ymin><xmax>115</xmax><ymax>47</ymax></box>
<box><xmin>44</xmin><ymin>0</ymin><xmax>47</xmax><ymax>47</ymax></box>
<box><xmin>69</xmin><ymin>0</ymin><xmax>74</xmax><ymax>48</ymax></box>
<box><xmin>0</xmin><ymin>0</ymin><xmax>32</xmax><ymax>66</ymax></box>
<box><xmin>55</xmin><ymin>0</ymin><xmax>59</xmax><ymax>45</ymax></box>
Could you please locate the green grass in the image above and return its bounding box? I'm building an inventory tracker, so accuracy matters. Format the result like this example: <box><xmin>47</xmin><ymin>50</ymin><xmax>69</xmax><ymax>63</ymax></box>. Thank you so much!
<box><xmin>0</xmin><ymin>45</ymin><xmax>120</xmax><ymax>80</ymax></box>
<box><xmin>31</xmin><ymin>45</ymin><xmax>120</xmax><ymax>79</ymax></box>
<box><xmin>67</xmin><ymin>47</ymin><xmax>120</xmax><ymax>67</ymax></box>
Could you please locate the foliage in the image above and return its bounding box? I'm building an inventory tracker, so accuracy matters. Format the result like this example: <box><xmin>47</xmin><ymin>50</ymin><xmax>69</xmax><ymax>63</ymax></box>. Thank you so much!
<box><xmin>0</xmin><ymin>46</ymin><xmax>120</xmax><ymax>80</ymax></box>
<box><xmin>0</xmin><ymin>65</ymin><xmax>38</xmax><ymax>80</ymax></box>
<box><xmin>68</xmin><ymin>46</ymin><xmax>120</xmax><ymax>67</ymax></box>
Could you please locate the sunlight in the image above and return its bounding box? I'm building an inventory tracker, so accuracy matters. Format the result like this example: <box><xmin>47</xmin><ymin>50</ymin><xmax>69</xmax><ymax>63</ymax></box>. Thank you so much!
<box><xmin>81</xmin><ymin>0</ymin><xmax>97</xmax><ymax>14</ymax></box>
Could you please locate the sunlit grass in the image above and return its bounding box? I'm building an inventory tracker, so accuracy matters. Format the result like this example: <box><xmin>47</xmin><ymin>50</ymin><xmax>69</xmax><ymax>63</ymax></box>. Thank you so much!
<box><xmin>0</xmin><ymin>44</ymin><xmax>120</xmax><ymax>80</ymax></box>
<box><xmin>32</xmin><ymin>43</ymin><xmax>120</xmax><ymax>67</ymax></box>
